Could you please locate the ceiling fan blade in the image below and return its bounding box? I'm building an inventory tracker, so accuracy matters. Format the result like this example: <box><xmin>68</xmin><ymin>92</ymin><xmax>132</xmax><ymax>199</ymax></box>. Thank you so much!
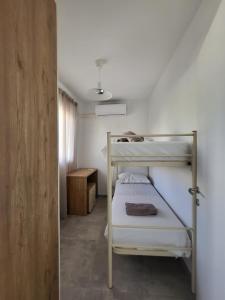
<box><xmin>87</xmin><ymin>88</ymin><xmax>112</xmax><ymax>101</ymax></box>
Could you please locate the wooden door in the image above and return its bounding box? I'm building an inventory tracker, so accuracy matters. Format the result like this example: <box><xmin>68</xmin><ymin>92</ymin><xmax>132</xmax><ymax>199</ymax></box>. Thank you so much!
<box><xmin>0</xmin><ymin>1</ymin><xmax>59</xmax><ymax>299</ymax></box>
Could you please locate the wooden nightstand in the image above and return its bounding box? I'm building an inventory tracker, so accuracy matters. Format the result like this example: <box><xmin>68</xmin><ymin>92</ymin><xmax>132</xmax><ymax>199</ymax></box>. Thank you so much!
<box><xmin>67</xmin><ymin>168</ymin><xmax>98</xmax><ymax>215</ymax></box>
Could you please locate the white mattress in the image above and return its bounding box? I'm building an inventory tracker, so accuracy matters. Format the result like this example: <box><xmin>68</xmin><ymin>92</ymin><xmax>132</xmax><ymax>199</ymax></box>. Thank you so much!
<box><xmin>109</xmin><ymin>141</ymin><xmax>190</xmax><ymax>161</ymax></box>
<box><xmin>105</xmin><ymin>182</ymin><xmax>191</xmax><ymax>257</ymax></box>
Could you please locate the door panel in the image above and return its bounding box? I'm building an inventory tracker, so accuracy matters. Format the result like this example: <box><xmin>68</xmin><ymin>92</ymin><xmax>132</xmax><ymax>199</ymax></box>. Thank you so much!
<box><xmin>0</xmin><ymin>1</ymin><xmax>59</xmax><ymax>299</ymax></box>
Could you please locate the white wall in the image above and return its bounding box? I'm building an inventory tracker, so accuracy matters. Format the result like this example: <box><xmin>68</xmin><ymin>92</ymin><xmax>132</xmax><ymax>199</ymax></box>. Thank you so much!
<box><xmin>77</xmin><ymin>100</ymin><xmax>148</xmax><ymax>194</ymax></box>
<box><xmin>148</xmin><ymin>0</ymin><xmax>225</xmax><ymax>299</ymax></box>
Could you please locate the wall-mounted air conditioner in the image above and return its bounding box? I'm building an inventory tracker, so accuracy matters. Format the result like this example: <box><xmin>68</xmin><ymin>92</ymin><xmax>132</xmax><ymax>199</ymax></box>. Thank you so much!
<box><xmin>95</xmin><ymin>104</ymin><xmax>126</xmax><ymax>116</ymax></box>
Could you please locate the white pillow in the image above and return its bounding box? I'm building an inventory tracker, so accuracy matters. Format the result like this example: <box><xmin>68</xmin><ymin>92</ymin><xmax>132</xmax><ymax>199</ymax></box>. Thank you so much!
<box><xmin>118</xmin><ymin>172</ymin><xmax>150</xmax><ymax>184</ymax></box>
<box><xmin>118</xmin><ymin>172</ymin><xmax>130</xmax><ymax>183</ymax></box>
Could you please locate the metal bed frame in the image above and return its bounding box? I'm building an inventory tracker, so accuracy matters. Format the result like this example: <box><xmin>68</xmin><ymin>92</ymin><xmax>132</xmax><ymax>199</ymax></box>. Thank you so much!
<box><xmin>107</xmin><ymin>131</ymin><xmax>198</xmax><ymax>293</ymax></box>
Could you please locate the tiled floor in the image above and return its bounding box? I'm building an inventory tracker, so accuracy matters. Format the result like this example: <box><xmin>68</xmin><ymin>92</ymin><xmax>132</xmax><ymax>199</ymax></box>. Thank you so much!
<box><xmin>60</xmin><ymin>197</ymin><xmax>195</xmax><ymax>300</ymax></box>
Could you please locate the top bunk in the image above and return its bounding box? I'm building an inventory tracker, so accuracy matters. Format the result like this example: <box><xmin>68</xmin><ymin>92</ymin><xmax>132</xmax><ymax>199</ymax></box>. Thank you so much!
<box><xmin>107</xmin><ymin>132</ymin><xmax>196</xmax><ymax>167</ymax></box>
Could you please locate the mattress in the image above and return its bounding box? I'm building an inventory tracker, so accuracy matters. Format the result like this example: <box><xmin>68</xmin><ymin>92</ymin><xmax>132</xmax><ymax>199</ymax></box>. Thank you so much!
<box><xmin>105</xmin><ymin>182</ymin><xmax>191</xmax><ymax>257</ymax></box>
<box><xmin>102</xmin><ymin>141</ymin><xmax>191</xmax><ymax>162</ymax></box>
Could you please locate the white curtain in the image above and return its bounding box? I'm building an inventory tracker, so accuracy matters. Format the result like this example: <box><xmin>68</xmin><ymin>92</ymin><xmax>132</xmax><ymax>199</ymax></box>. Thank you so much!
<box><xmin>58</xmin><ymin>89</ymin><xmax>77</xmax><ymax>219</ymax></box>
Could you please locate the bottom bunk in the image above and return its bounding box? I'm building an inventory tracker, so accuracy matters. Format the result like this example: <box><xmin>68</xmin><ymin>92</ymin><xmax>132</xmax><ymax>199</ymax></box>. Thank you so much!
<box><xmin>105</xmin><ymin>180</ymin><xmax>191</xmax><ymax>258</ymax></box>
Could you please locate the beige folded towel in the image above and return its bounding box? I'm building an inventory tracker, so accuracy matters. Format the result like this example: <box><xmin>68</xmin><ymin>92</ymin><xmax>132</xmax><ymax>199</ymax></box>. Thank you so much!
<box><xmin>125</xmin><ymin>202</ymin><xmax>158</xmax><ymax>216</ymax></box>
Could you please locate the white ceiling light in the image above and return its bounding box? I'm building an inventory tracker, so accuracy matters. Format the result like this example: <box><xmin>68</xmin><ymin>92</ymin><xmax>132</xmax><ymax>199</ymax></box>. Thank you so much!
<box><xmin>87</xmin><ymin>59</ymin><xmax>112</xmax><ymax>101</ymax></box>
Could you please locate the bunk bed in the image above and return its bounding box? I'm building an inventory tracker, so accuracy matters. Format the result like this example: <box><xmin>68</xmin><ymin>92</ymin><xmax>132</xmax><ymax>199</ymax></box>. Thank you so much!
<box><xmin>106</xmin><ymin>132</ymin><xmax>198</xmax><ymax>294</ymax></box>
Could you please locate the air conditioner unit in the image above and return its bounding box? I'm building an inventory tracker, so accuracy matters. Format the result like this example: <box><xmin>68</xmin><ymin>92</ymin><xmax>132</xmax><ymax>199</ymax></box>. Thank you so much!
<box><xmin>95</xmin><ymin>104</ymin><xmax>126</xmax><ymax>116</ymax></box>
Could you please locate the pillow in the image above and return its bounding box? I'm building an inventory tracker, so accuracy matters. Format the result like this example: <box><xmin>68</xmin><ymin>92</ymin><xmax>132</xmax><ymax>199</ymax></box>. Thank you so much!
<box><xmin>118</xmin><ymin>172</ymin><xmax>130</xmax><ymax>183</ymax></box>
<box><xmin>123</xmin><ymin>131</ymin><xmax>144</xmax><ymax>142</ymax></box>
<box><xmin>124</xmin><ymin>131</ymin><xmax>136</xmax><ymax>135</ymax></box>
<box><xmin>118</xmin><ymin>172</ymin><xmax>150</xmax><ymax>184</ymax></box>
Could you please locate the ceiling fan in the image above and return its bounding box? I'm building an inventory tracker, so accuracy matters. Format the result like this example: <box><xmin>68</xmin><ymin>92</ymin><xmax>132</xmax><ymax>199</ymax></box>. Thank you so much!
<box><xmin>87</xmin><ymin>58</ymin><xmax>112</xmax><ymax>101</ymax></box>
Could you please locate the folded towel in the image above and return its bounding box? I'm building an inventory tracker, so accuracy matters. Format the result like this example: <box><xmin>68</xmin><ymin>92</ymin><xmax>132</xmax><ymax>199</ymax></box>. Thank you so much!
<box><xmin>125</xmin><ymin>202</ymin><xmax>158</xmax><ymax>216</ymax></box>
<box><xmin>117</xmin><ymin>138</ymin><xmax>129</xmax><ymax>142</ymax></box>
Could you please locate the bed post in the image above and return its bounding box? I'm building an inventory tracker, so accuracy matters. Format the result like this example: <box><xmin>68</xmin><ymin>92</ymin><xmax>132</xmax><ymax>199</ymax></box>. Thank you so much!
<box><xmin>191</xmin><ymin>130</ymin><xmax>197</xmax><ymax>294</ymax></box>
<box><xmin>116</xmin><ymin>165</ymin><xmax>119</xmax><ymax>180</ymax></box>
<box><xmin>107</xmin><ymin>132</ymin><xmax>113</xmax><ymax>288</ymax></box>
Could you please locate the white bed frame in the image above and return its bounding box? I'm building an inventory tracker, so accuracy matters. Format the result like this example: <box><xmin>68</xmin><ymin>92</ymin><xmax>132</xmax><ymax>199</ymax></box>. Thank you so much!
<box><xmin>107</xmin><ymin>131</ymin><xmax>198</xmax><ymax>293</ymax></box>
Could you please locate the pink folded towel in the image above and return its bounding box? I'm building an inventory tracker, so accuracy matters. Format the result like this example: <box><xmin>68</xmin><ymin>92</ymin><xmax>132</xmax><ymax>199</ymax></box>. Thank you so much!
<box><xmin>125</xmin><ymin>202</ymin><xmax>158</xmax><ymax>216</ymax></box>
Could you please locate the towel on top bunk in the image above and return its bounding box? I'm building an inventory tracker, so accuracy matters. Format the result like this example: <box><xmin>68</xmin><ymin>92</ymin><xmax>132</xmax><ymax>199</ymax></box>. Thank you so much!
<box><xmin>125</xmin><ymin>202</ymin><xmax>158</xmax><ymax>216</ymax></box>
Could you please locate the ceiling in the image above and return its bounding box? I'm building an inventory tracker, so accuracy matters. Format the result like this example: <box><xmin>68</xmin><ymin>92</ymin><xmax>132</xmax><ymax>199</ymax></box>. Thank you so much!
<box><xmin>57</xmin><ymin>0</ymin><xmax>201</xmax><ymax>102</ymax></box>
